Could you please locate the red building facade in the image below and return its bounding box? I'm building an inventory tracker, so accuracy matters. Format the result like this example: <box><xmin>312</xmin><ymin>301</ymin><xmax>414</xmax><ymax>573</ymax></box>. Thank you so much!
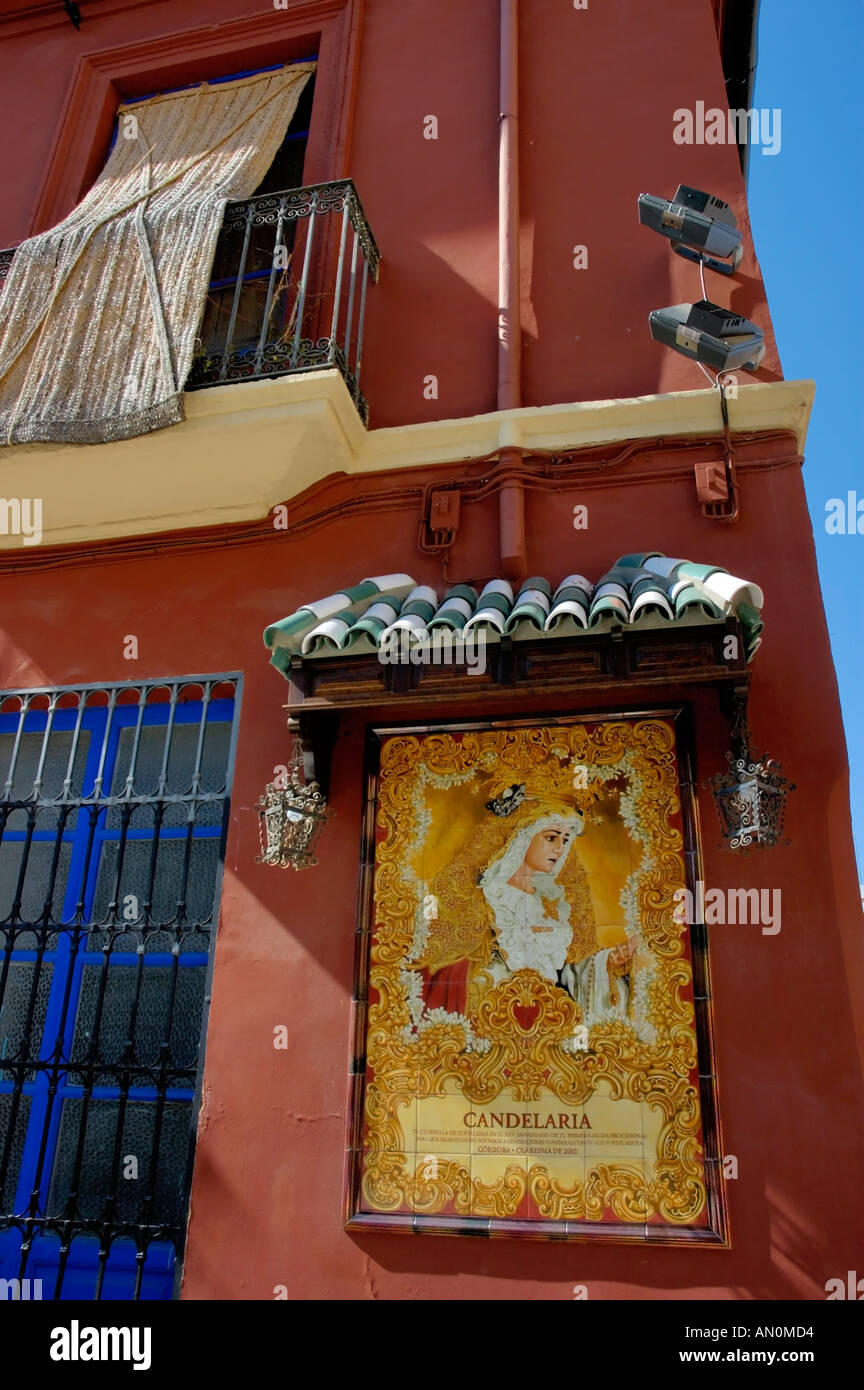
<box><xmin>0</xmin><ymin>0</ymin><xmax>861</xmax><ymax>1301</ymax></box>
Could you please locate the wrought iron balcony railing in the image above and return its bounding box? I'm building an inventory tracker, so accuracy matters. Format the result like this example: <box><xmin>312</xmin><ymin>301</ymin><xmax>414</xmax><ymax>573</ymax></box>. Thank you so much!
<box><xmin>0</xmin><ymin>178</ymin><xmax>380</xmax><ymax>426</ymax></box>
<box><xmin>187</xmin><ymin>179</ymin><xmax>379</xmax><ymax>422</ymax></box>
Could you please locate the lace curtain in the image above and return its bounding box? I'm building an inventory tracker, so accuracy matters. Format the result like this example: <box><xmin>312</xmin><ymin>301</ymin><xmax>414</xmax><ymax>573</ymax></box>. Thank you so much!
<box><xmin>0</xmin><ymin>63</ymin><xmax>314</xmax><ymax>446</ymax></box>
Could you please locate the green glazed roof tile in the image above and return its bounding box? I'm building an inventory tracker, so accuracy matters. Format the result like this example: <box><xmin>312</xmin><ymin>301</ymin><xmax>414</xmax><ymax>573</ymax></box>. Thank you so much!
<box><xmin>264</xmin><ymin>554</ymin><xmax>764</xmax><ymax>669</ymax></box>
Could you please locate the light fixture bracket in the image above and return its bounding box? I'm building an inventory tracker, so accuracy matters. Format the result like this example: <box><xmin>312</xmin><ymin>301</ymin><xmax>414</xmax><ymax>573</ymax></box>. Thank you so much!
<box><xmin>670</xmin><ymin>240</ymin><xmax>743</xmax><ymax>278</ymax></box>
<box><xmin>255</xmin><ymin>715</ymin><xmax>338</xmax><ymax>871</ymax></box>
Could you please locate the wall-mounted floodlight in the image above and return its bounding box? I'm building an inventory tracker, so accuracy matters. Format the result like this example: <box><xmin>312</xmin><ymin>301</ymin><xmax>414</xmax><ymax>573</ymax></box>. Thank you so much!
<box><xmin>638</xmin><ymin>185</ymin><xmax>742</xmax><ymax>276</ymax></box>
<box><xmin>648</xmin><ymin>300</ymin><xmax>764</xmax><ymax>373</ymax></box>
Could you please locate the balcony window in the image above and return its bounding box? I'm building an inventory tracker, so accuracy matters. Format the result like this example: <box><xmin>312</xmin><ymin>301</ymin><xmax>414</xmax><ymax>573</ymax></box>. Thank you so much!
<box><xmin>186</xmin><ymin>70</ymin><xmax>380</xmax><ymax>423</ymax></box>
<box><xmin>0</xmin><ymin>61</ymin><xmax>378</xmax><ymax>445</ymax></box>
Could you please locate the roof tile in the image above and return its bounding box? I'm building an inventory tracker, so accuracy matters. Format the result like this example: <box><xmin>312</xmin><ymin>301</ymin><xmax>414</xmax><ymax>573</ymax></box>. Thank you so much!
<box><xmin>264</xmin><ymin>554</ymin><xmax>764</xmax><ymax>672</ymax></box>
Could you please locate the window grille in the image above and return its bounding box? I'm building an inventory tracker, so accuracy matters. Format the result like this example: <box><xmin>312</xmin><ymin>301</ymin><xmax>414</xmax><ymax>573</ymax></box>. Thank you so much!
<box><xmin>0</xmin><ymin>675</ymin><xmax>240</xmax><ymax>1300</ymax></box>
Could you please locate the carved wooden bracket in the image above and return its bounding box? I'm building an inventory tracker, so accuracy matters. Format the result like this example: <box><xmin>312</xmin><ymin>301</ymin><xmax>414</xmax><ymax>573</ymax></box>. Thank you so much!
<box><xmin>286</xmin><ymin>711</ymin><xmax>340</xmax><ymax>800</ymax></box>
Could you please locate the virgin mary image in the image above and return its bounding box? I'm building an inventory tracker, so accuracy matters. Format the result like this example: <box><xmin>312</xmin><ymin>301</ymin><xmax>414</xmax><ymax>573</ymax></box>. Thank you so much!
<box><xmin>412</xmin><ymin>785</ymin><xmax>638</xmax><ymax>1027</ymax></box>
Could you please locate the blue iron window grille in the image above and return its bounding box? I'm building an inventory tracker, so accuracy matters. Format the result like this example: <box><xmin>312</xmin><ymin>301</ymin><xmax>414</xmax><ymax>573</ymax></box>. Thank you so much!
<box><xmin>0</xmin><ymin>675</ymin><xmax>240</xmax><ymax>1300</ymax></box>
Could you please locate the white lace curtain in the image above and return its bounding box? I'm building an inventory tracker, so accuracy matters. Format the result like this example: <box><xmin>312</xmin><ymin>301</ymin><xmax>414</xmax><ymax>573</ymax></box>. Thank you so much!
<box><xmin>0</xmin><ymin>63</ymin><xmax>314</xmax><ymax>446</ymax></box>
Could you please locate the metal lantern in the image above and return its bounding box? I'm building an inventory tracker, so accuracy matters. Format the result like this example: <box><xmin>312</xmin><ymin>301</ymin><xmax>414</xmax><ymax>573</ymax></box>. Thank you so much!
<box><xmin>708</xmin><ymin>700</ymin><xmax>793</xmax><ymax>852</ymax></box>
<box><xmin>256</xmin><ymin>741</ymin><xmax>329</xmax><ymax>871</ymax></box>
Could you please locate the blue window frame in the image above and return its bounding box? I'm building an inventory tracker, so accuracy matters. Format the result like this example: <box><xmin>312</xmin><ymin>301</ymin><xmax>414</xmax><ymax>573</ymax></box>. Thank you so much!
<box><xmin>0</xmin><ymin>676</ymin><xmax>240</xmax><ymax>1299</ymax></box>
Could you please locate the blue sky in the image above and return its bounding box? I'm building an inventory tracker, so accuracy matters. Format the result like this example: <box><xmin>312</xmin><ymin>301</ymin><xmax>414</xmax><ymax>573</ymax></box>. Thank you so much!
<box><xmin>749</xmin><ymin>0</ymin><xmax>864</xmax><ymax>876</ymax></box>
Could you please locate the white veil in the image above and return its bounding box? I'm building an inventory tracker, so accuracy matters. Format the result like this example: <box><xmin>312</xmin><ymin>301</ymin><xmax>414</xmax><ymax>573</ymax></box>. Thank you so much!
<box><xmin>479</xmin><ymin>811</ymin><xmax>585</xmax><ymax>913</ymax></box>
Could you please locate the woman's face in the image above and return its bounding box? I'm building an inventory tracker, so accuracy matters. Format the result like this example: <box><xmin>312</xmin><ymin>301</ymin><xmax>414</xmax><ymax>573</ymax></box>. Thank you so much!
<box><xmin>522</xmin><ymin>822</ymin><xmax>571</xmax><ymax>874</ymax></box>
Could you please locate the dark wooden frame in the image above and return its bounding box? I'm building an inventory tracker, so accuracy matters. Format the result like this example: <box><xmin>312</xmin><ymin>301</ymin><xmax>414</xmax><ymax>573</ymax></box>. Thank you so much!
<box><xmin>344</xmin><ymin>705</ymin><xmax>730</xmax><ymax>1245</ymax></box>
<box><xmin>285</xmin><ymin>616</ymin><xmax>748</xmax><ymax>711</ymax></box>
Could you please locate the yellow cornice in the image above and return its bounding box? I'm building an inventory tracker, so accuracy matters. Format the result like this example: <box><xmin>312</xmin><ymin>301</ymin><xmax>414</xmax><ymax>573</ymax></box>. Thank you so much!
<box><xmin>0</xmin><ymin>373</ymin><xmax>815</xmax><ymax>550</ymax></box>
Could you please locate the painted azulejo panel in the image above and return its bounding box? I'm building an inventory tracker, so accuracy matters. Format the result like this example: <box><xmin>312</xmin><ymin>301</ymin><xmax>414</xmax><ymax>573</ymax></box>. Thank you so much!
<box><xmin>349</xmin><ymin>715</ymin><xmax>726</xmax><ymax>1242</ymax></box>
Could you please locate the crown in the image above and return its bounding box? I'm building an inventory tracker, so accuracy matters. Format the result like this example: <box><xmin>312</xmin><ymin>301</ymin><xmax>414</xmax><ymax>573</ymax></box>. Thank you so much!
<box><xmin>485</xmin><ymin>783</ymin><xmax>526</xmax><ymax>816</ymax></box>
<box><xmin>484</xmin><ymin>782</ymin><xmax>586</xmax><ymax>827</ymax></box>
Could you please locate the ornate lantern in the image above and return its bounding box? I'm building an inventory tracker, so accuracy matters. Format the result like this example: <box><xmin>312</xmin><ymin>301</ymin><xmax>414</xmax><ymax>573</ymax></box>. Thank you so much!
<box><xmin>256</xmin><ymin>738</ymin><xmax>329</xmax><ymax>871</ymax></box>
<box><xmin>708</xmin><ymin>696</ymin><xmax>793</xmax><ymax>851</ymax></box>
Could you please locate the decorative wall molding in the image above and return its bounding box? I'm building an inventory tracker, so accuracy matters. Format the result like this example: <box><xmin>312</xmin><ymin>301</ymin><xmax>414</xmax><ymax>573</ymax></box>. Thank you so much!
<box><xmin>0</xmin><ymin>376</ymin><xmax>814</xmax><ymax>557</ymax></box>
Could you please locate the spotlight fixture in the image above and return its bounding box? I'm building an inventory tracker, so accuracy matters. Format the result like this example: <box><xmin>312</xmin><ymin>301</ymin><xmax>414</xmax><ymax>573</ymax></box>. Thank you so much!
<box><xmin>640</xmin><ymin>182</ymin><xmax>756</xmax><ymax>518</ymax></box>
<box><xmin>638</xmin><ymin>184</ymin><xmax>742</xmax><ymax>276</ymax></box>
<box><xmin>648</xmin><ymin>300</ymin><xmax>765</xmax><ymax>373</ymax></box>
<box><xmin>62</xmin><ymin>1</ymin><xmax>83</xmax><ymax>28</ymax></box>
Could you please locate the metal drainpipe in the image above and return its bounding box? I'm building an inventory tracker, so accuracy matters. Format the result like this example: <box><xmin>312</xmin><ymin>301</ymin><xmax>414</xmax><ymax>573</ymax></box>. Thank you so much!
<box><xmin>497</xmin><ymin>0</ymin><xmax>527</xmax><ymax>581</ymax></box>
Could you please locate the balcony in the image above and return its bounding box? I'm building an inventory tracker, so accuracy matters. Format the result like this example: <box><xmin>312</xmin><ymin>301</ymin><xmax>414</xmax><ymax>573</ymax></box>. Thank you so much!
<box><xmin>0</xmin><ymin>193</ymin><xmax>813</xmax><ymax>554</ymax></box>
<box><xmin>0</xmin><ymin>178</ymin><xmax>380</xmax><ymax>426</ymax></box>
<box><xmin>186</xmin><ymin>179</ymin><xmax>379</xmax><ymax>424</ymax></box>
